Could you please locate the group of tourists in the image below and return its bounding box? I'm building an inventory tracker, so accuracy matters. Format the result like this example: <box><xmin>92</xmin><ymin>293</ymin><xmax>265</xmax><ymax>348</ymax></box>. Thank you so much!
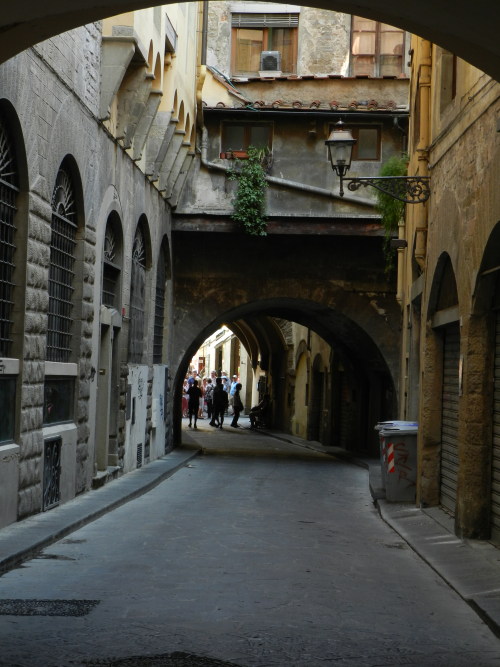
<box><xmin>182</xmin><ymin>369</ymin><xmax>272</xmax><ymax>431</ymax></box>
<box><xmin>182</xmin><ymin>370</ymin><xmax>243</xmax><ymax>430</ymax></box>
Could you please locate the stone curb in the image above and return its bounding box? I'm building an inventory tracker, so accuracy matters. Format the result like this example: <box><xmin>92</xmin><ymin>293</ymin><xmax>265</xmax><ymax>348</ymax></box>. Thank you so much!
<box><xmin>376</xmin><ymin>498</ymin><xmax>500</xmax><ymax>638</ymax></box>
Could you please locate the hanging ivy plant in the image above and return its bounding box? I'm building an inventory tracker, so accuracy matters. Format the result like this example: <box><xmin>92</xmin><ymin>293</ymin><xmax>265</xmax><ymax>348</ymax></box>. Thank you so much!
<box><xmin>376</xmin><ymin>155</ymin><xmax>409</xmax><ymax>274</ymax></box>
<box><xmin>228</xmin><ymin>146</ymin><xmax>269</xmax><ymax>236</ymax></box>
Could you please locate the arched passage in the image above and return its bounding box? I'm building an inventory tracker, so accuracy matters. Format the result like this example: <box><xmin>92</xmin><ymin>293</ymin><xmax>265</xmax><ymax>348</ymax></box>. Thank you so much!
<box><xmin>172</xmin><ymin>297</ymin><xmax>396</xmax><ymax>452</ymax></box>
<box><xmin>1</xmin><ymin>1</ymin><xmax>499</xmax><ymax>82</ymax></box>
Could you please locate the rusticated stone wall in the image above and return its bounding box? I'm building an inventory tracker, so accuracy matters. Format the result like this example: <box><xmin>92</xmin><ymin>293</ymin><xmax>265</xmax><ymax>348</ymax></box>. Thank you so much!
<box><xmin>0</xmin><ymin>22</ymin><xmax>174</xmax><ymax>521</ymax></box>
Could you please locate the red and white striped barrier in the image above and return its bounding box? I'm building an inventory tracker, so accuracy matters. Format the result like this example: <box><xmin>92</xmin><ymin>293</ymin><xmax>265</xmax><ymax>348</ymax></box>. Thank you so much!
<box><xmin>387</xmin><ymin>442</ymin><xmax>395</xmax><ymax>473</ymax></box>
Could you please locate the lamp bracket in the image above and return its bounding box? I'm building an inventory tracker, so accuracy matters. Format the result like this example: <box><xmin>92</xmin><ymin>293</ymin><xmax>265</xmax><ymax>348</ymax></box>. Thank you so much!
<box><xmin>342</xmin><ymin>175</ymin><xmax>430</xmax><ymax>204</ymax></box>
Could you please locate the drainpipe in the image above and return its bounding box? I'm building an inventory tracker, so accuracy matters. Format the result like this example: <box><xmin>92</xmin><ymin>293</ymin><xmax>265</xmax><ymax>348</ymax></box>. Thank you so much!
<box><xmin>201</xmin><ymin>1</ymin><xmax>208</xmax><ymax>66</ymax></box>
<box><xmin>196</xmin><ymin>1</ymin><xmax>209</xmax><ymax>131</ymax></box>
<box><xmin>198</xmin><ymin>127</ymin><xmax>375</xmax><ymax>207</ymax></box>
<box><xmin>396</xmin><ymin>223</ymin><xmax>405</xmax><ymax>304</ymax></box>
<box><xmin>414</xmin><ymin>39</ymin><xmax>432</xmax><ymax>269</ymax></box>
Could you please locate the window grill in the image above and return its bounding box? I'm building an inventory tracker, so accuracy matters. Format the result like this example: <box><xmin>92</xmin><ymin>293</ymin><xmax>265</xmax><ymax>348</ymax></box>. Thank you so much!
<box><xmin>47</xmin><ymin>169</ymin><xmax>77</xmax><ymax>362</ymax></box>
<box><xmin>232</xmin><ymin>13</ymin><xmax>299</xmax><ymax>28</ymax></box>
<box><xmin>153</xmin><ymin>251</ymin><xmax>166</xmax><ymax>363</ymax></box>
<box><xmin>128</xmin><ymin>226</ymin><xmax>146</xmax><ymax>363</ymax></box>
<box><xmin>43</xmin><ymin>437</ymin><xmax>61</xmax><ymax>511</ymax></box>
<box><xmin>0</xmin><ymin>117</ymin><xmax>18</xmax><ymax>358</ymax></box>
<box><xmin>102</xmin><ymin>224</ymin><xmax>120</xmax><ymax>308</ymax></box>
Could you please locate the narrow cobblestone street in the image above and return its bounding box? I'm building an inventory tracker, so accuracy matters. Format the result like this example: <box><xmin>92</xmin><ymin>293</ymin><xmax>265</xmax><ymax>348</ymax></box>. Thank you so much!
<box><xmin>1</xmin><ymin>425</ymin><xmax>500</xmax><ymax>666</ymax></box>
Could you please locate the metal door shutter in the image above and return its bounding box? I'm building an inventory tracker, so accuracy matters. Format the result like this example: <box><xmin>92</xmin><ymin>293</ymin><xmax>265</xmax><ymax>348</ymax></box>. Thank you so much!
<box><xmin>440</xmin><ymin>324</ymin><xmax>460</xmax><ymax>514</ymax></box>
<box><xmin>491</xmin><ymin>311</ymin><xmax>500</xmax><ymax>539</ymax></box>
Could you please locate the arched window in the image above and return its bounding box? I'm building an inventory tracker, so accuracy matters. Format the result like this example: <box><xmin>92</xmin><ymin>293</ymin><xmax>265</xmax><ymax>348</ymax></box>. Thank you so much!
<box><xmin>102</xmin><ymin>212</ymin><xmax>122</xmax><ymax>309</ymax></box>
<box><xmin>47</xmin><ymin>166</ymin><xmax>77</xmax><ymax>362</ymax></box>
<box><xmin>0</xmin><ymin>114</ymin><xmax>19</xmax><ymax>357</ymax></box>
<box><xmin>128</xmin><ymin>223</ymin><xmax>147</xmax><ymax>362</ymax></box>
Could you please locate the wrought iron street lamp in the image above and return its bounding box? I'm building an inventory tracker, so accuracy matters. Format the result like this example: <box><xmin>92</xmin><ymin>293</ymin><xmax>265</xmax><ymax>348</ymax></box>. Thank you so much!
<box><xmin>325</xmin><ymin>121</ymin><xmax>430</xmax><ymax>204</ymax></box>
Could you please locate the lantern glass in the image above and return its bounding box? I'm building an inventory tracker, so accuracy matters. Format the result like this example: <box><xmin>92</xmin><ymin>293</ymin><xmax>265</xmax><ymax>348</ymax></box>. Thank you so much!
<box><xmin>325</xmin><ymin>124</ymin><xmax>356</xmax><ymax>175</ymax></box>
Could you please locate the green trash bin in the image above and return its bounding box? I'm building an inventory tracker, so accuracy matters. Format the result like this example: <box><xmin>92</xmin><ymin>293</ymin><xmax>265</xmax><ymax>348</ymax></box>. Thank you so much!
<box><xmin>379</xmin><ymin>422</ymin><xmax>418</xmax><ymax>501</ymax></box>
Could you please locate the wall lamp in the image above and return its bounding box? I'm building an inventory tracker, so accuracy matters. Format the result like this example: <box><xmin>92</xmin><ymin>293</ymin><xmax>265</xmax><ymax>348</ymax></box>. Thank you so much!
<box><xmin>325</xmin><ymin>121</ymin><xmax>430</xmax><ymax>204</ymax></box>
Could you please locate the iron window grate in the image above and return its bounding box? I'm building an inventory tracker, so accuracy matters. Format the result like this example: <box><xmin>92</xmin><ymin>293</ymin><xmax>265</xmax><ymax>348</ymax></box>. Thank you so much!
<box><xmin>153</xmin><ymin>251</ymin><xmax>166</xmax><ymax>363</ymax></box>
<box><xmin>128</xmin><ymin>226</ymin><xmax>146</xmax><ymax>363</ymax></box>
<box><xmin>102</xmin><ymin>223</ymin><xmax>121</xmax><ymax>308</ymax></box>
<box><xmin>43</xmin><ymin>437</ymin><xmax>62</xmax><ymax>511</ymax></box>
<box><xmin>0</xmin><ymin>118</ymin><xmax>18</xmax><ymax>358</ymax></box>
<box><xmin>102</xmin><ymin>260</ymin><xmax>120</xmax><ymax>308</ymax></box>
<box><xmin>47</xmin><ymin>169</ymin><xmax>77</xmax><ymax>362</ymax></box>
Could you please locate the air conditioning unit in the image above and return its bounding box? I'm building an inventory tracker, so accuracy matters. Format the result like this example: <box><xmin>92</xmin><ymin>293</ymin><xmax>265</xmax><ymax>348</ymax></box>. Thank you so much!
<box><xmin>259</xmin><ymin>51</ymin><xmax>282</xmax><ymax>76</ymax></box>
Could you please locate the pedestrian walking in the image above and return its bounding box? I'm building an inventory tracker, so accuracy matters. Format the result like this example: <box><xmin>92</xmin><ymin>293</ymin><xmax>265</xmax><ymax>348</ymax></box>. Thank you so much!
<box><xmin>182</xmin><ymin>378</ymin><xmax>189</xmax><ymax>418</ymax></box>
<box><xmin>210</xmin><ymin>377</ymin><xmax>228</xmax><ymax>429</ymax></box>
<box><xmin>204</xmin><ymin>378</ymin><xmax>214</xmax><ymax>421</ymax></box>
<box><xmin>196</xmin><ymin>374</ymin><xmax>204</xmax><ymax>419</ymax></box>
<box><xmin>231</xmin><ymin>383</ymin><xmax>243</xmax><ymax>428</ymax></box>
<box><xmin>229</xmin><ymin>374</ymin><xmax>239</xmax><ymax>414</ymax></box>
<box><xmin>187</xmin><ymin>380</ymin><xmax>202</xmax><ymax>428</ymax></box>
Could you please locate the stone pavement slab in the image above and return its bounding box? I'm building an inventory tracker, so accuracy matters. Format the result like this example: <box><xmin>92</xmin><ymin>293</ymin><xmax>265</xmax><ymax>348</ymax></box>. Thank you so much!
<box><xmin>2</xmin><ymin>421</ymin><xmax>500</xmax><ymax>644</ymax></box>
<box><xmin>225</xmin><ymin>424</ymin><xmax>500</xmax><ymax>639</ymax></box>
<box><xmin>377</xmin><ymin>500</ymin><xmax>500</xmax><ymax>637</ymax></box>
<box><xmin>0</xmin><ymin>448</ymin><xmax>198</xmax><ymax>576</ymax></box>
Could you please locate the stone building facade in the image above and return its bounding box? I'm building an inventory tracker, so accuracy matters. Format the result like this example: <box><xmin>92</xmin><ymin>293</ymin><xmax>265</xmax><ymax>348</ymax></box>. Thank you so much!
<box><xmin>398</xmin><ymin>39</ymin><xmax>500</xmax><ymax>540</ymax></box>
<box><xmin>172</xmin><ymin>3</ymin><xmax>410</xmax><ymax>452</ymax></box>
<box><xmin>0</xmin><ymin>4</ymin><xmax>200</xmax><ymax>528</ymax></box>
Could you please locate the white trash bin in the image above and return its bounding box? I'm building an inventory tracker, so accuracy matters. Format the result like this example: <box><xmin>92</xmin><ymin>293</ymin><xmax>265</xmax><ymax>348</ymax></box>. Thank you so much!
<box><xmin>378</xmin><ymin>422</ymin><xmax>418</xmax><ymax>501</ymax></box>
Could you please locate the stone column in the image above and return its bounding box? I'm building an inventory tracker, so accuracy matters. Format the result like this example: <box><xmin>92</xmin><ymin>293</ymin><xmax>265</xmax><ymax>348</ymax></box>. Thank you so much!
<box><xmin>455</xmin><ymin>313</ymin><xmax>493</xmax><ymax>538</ymax></box>
<box><xmin>417</xmin><ymin>319</ymin><xmax>443</xmax><ymax>507</ymax></box>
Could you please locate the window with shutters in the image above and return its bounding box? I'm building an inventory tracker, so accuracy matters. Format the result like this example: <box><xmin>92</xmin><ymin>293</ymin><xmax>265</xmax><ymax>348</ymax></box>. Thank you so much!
<box><xmin>0</xmin><ymin>113</ymin><xmax>18</xmax><ymax>358</ymax></box>
<box><xmin>231</xmin><ymin>13</ymin><xmax>298</xmax><ymax>76</ymax></box>
<box><xmin>47</xmin><ymin>167</ymin><xmax>77</xmax><ymax>363</ymax></box>
<box><xmin>128</xmin><ymin>223</ymin><xmax>147</xmax><ymax>363</ymax></box>
<box><xmin>351</xmin><ymin>17</ymin><xmax>405</xmax><ymax>77</ymax></box>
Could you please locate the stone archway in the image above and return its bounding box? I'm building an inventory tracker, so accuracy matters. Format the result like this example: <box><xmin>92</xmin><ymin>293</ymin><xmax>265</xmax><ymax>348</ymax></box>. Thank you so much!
<box><xmin>171</xmin><ymin>296</ymin><xmax>397</xmax><ymax>452</ymax></box>
<box><xmin>1</xmin><ymin>1</ymin><xmax>499</xmax><ymax>82</ymax></box>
